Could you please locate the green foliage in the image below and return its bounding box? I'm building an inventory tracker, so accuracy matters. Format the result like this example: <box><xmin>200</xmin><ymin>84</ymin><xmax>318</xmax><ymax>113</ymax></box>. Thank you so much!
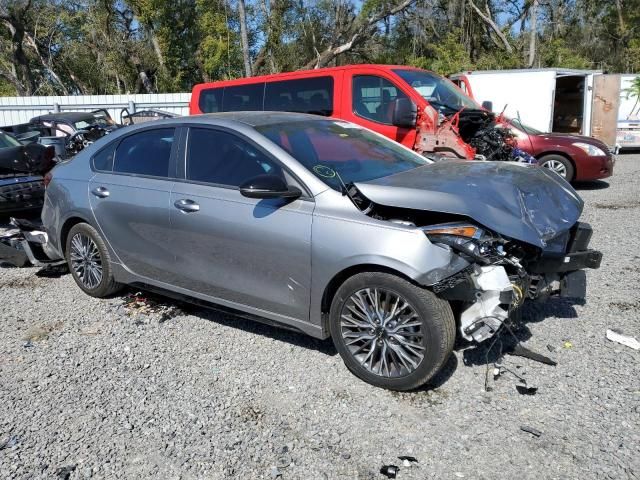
<box><xmin>538</xmin><ymin>39</ymin><xmax>591</xmax><ymax>70</ymax></box>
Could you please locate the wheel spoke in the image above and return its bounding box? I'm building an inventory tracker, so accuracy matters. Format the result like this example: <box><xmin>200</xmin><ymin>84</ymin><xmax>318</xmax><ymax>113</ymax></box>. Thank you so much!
<box><xmin>341</xmin><ymin>287</ymin><xmax>425</xmax><ymax>378</ymax></box>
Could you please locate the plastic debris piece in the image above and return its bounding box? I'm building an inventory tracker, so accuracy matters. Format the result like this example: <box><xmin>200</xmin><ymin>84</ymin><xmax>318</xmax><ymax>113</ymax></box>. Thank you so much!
<box><xmin>380</xmin><ymin>465</ymin><xmax>400</xmax><ymax>479</ymax></box>
<box><xmin>563</xmin><ymin>341</ymin><xmax>573</xmax><ymax>349</ymax></box>
<box><xmin>515</xmin><ymin>383</ymin><xmax>538</xmax><ymax>395</ymax></box>
<box><xmin>0</xmin><ymin>436</ymin><xmax>18</xmax><ymax>450</ymax></box>
<box><xmin>270</xmin><ymin>466</ymin><xmax>282</xmax><ymax>479</ymax></box>
<box><xmin>397</xmin><ymin>456</ymin><xmax>418</xmax><ymax>464</ymax></box>
<box><xmin>606</xmin><ymin>329</ymin><xmax>640</xmax><ymax>350</ymax></box>
<box><xmin>520</xmin><ymin>425</ymin><xmax>542</xmax><ymax>437</ymax></box>
<box><xmin>546</xmin><ymin>344</ymin><xmax>556</xmax><ymax>352</ymax></box>
<box><xmin>507</xmin><ymin>344</ymin><xmax>557</xmax><ymax>366</ymax></box>
<box><xmin>55</xmin><ymin>465</ymin><xmax>77</xmax><ymax>480</ymax></box>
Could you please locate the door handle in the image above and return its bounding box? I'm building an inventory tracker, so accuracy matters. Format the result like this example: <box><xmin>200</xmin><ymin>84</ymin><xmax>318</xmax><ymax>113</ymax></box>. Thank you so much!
<box><xmin>91</xmin><ymin>186</ymin><xmax>110</xmax><ymax>198</ymax></box>
<box><xmin>174</xmin><ymin>199</ymin><xmax>200</xmax><ymax>213</ymax></box>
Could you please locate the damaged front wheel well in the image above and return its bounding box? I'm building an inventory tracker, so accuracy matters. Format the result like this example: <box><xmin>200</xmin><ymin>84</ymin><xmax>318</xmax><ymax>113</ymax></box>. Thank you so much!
<box><xmin>321</xmin><ymin>264</ymin><xmax>418</xmax><ymax>316</ymax></box>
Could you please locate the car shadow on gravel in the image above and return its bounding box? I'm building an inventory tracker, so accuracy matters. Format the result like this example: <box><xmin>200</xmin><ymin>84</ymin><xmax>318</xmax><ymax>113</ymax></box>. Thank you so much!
<box><xmin>188</xmin><ymin>306</ymin><xmax>338</xmax><ymax>356</ymax></box>
<box><xmin>460</xmin><ymin>297</ymin><xmax>580</xmax><ymax>366</ymax></box>
<box><xmin>573</xmin><ymin>180</ymin><xmax>610</xmax><ymax>190</ymax></box>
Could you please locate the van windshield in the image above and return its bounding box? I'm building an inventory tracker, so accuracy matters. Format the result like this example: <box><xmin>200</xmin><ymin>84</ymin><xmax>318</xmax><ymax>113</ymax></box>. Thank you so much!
<box><xmin>257</xmin><ymin>119</ymin><xmax>429</xmax><ymax>190</ymax></box>
<box><xmin>394</xmin><ymin>69</ymin><xmax>478</xmax><ymax>112</ymax></box>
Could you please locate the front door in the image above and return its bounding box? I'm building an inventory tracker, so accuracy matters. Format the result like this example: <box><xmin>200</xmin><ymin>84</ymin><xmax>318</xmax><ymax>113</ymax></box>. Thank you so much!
<box><xmin>168</xmin><ymin>126</ymin><xmax>314</xmax><ymax>321</ymax></box>
<box><xmin>88</xmin><ymin>127</ymin><xmax>177</xmax><ymax>280</ymax></box>
<box><xmin>343</xmin><ymin>71</ymin><xmax>418</xmax><ymax>148</ymax></box>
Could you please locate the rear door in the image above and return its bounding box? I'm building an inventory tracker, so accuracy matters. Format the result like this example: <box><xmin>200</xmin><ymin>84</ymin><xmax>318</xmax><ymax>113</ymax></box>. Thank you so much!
<box><xmin>591</xmin><ymin>74</ymin><xmax>621</xmax><ymax>147</ymax></box>
<box><xmin>88</xmin><ymin>127</ymin><xmax>178</xmax><ymax>280</ymax></box>
<box><xmin>167</xmin><ymin>126</ymin><xmax>314</xmax><ymax>321</ymax></box>
<box><xmin>342</xmin><ymin>69</ymin><xmax>417</xmax><ymax>148</ymax></box>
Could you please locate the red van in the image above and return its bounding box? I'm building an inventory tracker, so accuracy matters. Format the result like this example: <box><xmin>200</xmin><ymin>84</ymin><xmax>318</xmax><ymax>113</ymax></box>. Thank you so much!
<box><xmin>190</xmin><ymin>64</ymin><xmax>614</xmax><ymax>181</ymax></box>
<box><xmin>189</xmin><ymin>64</ymin><xmax>507</xmax><ymax>162</ymax></box>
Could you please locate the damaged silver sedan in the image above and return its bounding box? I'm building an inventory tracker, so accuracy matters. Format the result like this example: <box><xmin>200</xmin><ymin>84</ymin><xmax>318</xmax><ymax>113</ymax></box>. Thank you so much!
<box><xmin>33</xmin><ymin>112</ymin><xmax>601</xmax><ymax>390</ymax></box>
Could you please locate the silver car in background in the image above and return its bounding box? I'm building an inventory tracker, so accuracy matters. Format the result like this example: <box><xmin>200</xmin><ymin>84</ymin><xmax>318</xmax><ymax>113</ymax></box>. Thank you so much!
<box><xmin>41</xmin><ymin>112</ymin><xmax>601</xmax><ymax>390</ymax></box>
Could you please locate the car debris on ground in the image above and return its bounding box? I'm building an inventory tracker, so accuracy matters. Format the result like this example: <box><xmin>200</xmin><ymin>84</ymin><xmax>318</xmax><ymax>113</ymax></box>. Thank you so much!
<box><xmin>520</xmin><ymin>426</ymin><xmax>543</xmax><ymax>437</ymax></box>
<box><xmin>605</xmin><ymin>329</ymin><xmax>640</xmax><ymax>350</ymax></box>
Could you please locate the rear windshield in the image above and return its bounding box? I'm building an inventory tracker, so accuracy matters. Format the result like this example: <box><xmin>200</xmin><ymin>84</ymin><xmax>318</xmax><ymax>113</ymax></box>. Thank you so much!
<box><xmin>257</xmin><ymin>119</ymin><xmax>428</xmax><ymax>190</ymax></box>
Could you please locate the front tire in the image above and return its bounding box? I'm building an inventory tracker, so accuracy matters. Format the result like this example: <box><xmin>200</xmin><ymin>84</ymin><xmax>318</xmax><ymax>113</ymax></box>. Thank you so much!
<box><xmin>329</xmin><ymin>272</ymin><xmax>455</xmax><ymax>391</ymax></box>
<box><xmin>539</xmin><ymin>154</ymin><xmax>575</xmax><ymax>181</ymax></box>
<box><xmin>65</xmin><ymin>222</ymin><xmax>122</xmax><ymax>298</ymax></box>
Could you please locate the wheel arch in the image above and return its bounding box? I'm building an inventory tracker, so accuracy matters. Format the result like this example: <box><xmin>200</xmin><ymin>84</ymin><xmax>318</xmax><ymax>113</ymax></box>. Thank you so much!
<box><xmin>59</xmin><ymin>215</ymin><xmax>92</xmax><ymax>255</ymax></box>
<box><xmin>536</xmin><ymin>151</ymin><xmax>576</xmax><ymax>179</ymax></box>
<box><xmin>320</xmin><ymin>263</ymin><xmax>417</xmax><ymax>322</ymax></box>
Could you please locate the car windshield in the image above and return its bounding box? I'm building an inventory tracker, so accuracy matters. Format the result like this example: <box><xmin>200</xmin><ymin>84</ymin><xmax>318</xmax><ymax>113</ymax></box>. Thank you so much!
<box><xmin>257</xmin><ymin>119</ymin><xmax>429</xmax><ymax>190</ymax></box>
<box><xmin>394</xmin><ymin>69</ymin><xmax>478</xmax><ymax>112</ymax></box>
<box><xmin>0</xmin><ymin>132</ymin><xmax>21</xmax><ymax>148</ymax></box>
<box><xmin>509</xmin><ymin>117</ymin><xmax>544</xmax><ymax>135</ymax></box>
<box><xmin>73</xmin><ymin>113</ymin><xmax>113</xmax><ymax>130</ymax></box>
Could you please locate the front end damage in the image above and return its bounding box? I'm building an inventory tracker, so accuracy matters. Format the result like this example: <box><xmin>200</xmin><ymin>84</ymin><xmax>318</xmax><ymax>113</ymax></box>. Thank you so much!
<box><xmin>350</xmin><ymin>160</ymin><xmax>602</xmax><ymax>345</ymax></box>
<box><xmin>428</xmin><ymin>222</ymin><xmax>601</xmax><ymax>343</ymax></box>
<box><xmin>415</xmin><ymin>107</ymin><xmax>529</xmax><ymax>163</ymax></box>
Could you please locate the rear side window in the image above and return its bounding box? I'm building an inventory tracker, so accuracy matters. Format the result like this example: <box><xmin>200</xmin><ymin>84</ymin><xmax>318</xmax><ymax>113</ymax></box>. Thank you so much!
<box><xmin>113</xmin><ymin>128</ymin><xmax>174</xmax><ymax>177</ymax></box>
<box><xmin>93</xmin><ymin>143</ymin><xmax>116</xmax><ymax>171</ymax></box>
<box><xmin>187</xmin><ymin>128</ymin><xmax>283</xmax><ymax>187</ymax></box>
<box><xmin>352</xmin><ymin>75</ymin><xmax>408</xmax><ymax>125</ymax></box>
<box><xmin>222</xmin><ymin>83</ymin><xmax>265</xmax><ymax>111</ymax></box>
<box><xmin>264</xmin><ymin>77</ymin><xmax>333</xmax><ymax>116</ymax></box>
<box><xmin>199</xmin><ymin>88</ymin><xmax>223</xmax><ymax>113</ymax></box>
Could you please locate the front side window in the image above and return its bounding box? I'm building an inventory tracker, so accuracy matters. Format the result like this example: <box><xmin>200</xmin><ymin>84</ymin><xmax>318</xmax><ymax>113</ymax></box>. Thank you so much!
<box><xmin>187</xmin><ymin>128</ymin><xmax>283</xmax><ymax>187</ymax></box>
<box><xmin>264</xmin><ymin>77</ymin><xmax>333</xmax><ymax>116</ymax></box>
<box><xmin>222</xmin><ymin>83</ymin><xmax>265</xmax><ymax>111</ymax></box>
<box><xmin>393</xmin><ymin>69</ymin><xmax>478</xmax><ymax>113</ymax></box>
<box><xmin>258</xmin><ymin>119</ymin><xmax>428</xmax><ymax>191</ymax></box>
<box><xmin>352</xmin><ymin>75</ymin><xmax>409</xmax><ymax>125</ymax></box>
<box><xmin>113</xmin><ymin>128</ymin><xmax>174</xmax><ymax>177</ymax></box>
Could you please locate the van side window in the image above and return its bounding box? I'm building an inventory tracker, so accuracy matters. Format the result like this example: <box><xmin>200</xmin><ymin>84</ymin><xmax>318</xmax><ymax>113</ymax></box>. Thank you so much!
<box><xmin>222</xmin><ymin>83</ymin><xmax>265</xmax><ymax>111</ymax></box>
<box><xmin>352</xmin><ymin>75</ymin><xmax>408</xmax><ymax>125</ymax></box>
<box><xmin>113</xmin><ymin>128</ymin><xmax>175</xmax><ymax>177</ymax></box>
<box><xmin>187</xmin><ymin>128</ymin><xmax>283</xmax><ymax>188</ymax></box>
<box><xmin>199</xmin><ymin>88</ymin><xmax>223</xmax><ymax>113</ymax></box>
<box><xmin>264</xmin><ymin>77</ymin><xmax>333</xmax><ymax>116</ymax></box>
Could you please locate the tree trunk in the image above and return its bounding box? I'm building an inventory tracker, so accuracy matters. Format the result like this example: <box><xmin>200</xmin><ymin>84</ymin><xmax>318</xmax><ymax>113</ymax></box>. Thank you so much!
<box><xmin>0</xmin><ymin>18</ymin><xmax>34</xmax><ymax>95</ymax></box>
<box><xmin>468</xmin><ymin>0</ymin><xmax>513</xmax><ymax>53</ymax></box>
<box><xmin>528</xmin><ymin>0</ymin><xmax>538</xmax><ymax>67</ymax></box>
<box><xmin>238</xmin><ymin>0</ymin><xmax>252</xmax><ymax>76</ymax></box>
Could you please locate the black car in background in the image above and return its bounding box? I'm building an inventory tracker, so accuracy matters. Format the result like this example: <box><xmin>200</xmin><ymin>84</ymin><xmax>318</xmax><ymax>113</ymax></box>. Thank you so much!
<box><xmin>0</xmin><ymin>131</ymin><xmax>55</xmax><ymax>215</ymax></box>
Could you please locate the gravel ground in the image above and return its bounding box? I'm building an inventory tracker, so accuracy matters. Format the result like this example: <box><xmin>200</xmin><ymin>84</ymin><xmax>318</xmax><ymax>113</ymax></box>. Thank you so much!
<box><xmin>1</xmin><ymin>156</ymin><xmax>639</xmax><ymax>480</ymax></box>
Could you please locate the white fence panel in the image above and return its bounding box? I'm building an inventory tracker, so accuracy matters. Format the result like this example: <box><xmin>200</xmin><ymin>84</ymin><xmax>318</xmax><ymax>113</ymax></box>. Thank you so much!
<box><xmin>0</xmin><ymin>93</ymin><xmax>192</xmax><ymax>126</ymax></box>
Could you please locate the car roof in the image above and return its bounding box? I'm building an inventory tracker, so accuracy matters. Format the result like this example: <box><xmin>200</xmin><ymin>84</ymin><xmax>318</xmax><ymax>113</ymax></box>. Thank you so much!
<box><xmin>125</xmin><ymin>111</ymin><xmax>331</xmax><ymax>130</ymax></box>
<box><xmin>30</xmin><ymin>111</ymin><xmax>101</xmax><ymax>123</ymax></box>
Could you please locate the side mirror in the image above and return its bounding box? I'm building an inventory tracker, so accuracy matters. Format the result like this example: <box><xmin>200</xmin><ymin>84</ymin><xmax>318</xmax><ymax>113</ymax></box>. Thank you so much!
<box><xmin>391</xmin><ymin>98</ymin><xmax>417</xmax><ymax>128</ymax></box>
<box><xmin>481</xmin><ymin>100</ymin><xmax>493</xmax><ymax>111</ymax></box>
<box><xmin>239</xmin><ymin>174</ymin><xmax>302</xmax><ymax>200</ymax></box>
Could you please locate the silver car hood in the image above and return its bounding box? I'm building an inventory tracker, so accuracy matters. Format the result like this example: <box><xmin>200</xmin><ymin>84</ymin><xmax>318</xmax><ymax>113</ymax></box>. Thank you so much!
<box><xmin>355</xmin><ymin>161</ymin><xmax>583</xmax><ymax>248</ymax></box>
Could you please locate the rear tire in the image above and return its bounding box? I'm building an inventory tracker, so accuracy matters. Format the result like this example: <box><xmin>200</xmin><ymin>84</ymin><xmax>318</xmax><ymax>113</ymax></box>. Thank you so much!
<box><xmin>65</xmin><ymin>222</ymin><xmax>122</xmax><ymax>298</ymax></box>
<box><xmin>329</xmin><ymin>272</ymin><xmax>455</xmax><ymax>391</ymax></box>
<box><xmin>539</xmin><ymin>154</ymin><xmax>575</xmax><ymax>181</ymax></box>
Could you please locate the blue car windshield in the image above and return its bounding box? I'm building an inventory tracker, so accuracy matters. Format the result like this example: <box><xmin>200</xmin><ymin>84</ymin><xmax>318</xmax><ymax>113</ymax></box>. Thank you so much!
<box><xmin>257</xmin><ymin>119</ymin><xmax>428</xmax><ymax>190</ymax></box>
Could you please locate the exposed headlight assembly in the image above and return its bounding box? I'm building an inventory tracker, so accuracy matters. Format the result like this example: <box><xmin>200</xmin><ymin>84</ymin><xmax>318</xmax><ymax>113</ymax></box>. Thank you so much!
<box><xmin>572</xmin><ymin>142</ymin><xmax>606</xmax><ymax>157</ymax></box>
<box><xmin>422</xmin><ymin>223</ymin><xmax>490</xmax><ymax>265</ymax></box>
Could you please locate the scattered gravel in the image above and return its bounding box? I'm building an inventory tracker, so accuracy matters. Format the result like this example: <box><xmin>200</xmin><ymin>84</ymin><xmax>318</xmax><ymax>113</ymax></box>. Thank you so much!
<box><xmin>1</xmin><ymin>156</ymin><xmax>639</xmax><ymax>479</ymax></box>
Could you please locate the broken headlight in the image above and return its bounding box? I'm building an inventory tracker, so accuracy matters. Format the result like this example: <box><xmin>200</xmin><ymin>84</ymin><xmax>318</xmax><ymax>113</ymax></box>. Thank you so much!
<box><xmin>422</xmin><ymin>222</ymin><xmax>492</xmax><ymax>265</ymax></box>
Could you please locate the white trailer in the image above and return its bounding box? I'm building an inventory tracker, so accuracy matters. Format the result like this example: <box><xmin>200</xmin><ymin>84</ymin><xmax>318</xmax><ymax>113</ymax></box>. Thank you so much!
<box><xmin>616</xmin><ymin>74</ymin><xmax>640</xmax><ymax>149</ymax></box>
<box><xmin>450</xmin><ymin>68</ymin><xmax>601</xmax><ymax>138</ymax></box>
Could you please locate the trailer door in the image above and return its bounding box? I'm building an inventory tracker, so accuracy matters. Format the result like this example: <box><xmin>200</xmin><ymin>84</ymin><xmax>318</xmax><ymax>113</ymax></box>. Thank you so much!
<box><xmin>591</xmin><ymin>74</ymin><xmax>620</xmax><ymax>148</ymax></box>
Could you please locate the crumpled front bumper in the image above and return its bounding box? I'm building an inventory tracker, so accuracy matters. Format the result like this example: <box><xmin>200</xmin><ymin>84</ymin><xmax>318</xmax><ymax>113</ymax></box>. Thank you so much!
<box><xmin>434</xmin><ymin>222</ymin><xmax>602</xmax><ymax>343</ymax></box>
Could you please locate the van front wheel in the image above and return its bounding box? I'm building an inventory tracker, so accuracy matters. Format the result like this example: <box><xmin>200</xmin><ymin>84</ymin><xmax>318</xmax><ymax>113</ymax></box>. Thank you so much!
<box><xmin>329</xmin><ymin>272</ymin><xmax>455</xmax><ymax>391</ymax></box>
